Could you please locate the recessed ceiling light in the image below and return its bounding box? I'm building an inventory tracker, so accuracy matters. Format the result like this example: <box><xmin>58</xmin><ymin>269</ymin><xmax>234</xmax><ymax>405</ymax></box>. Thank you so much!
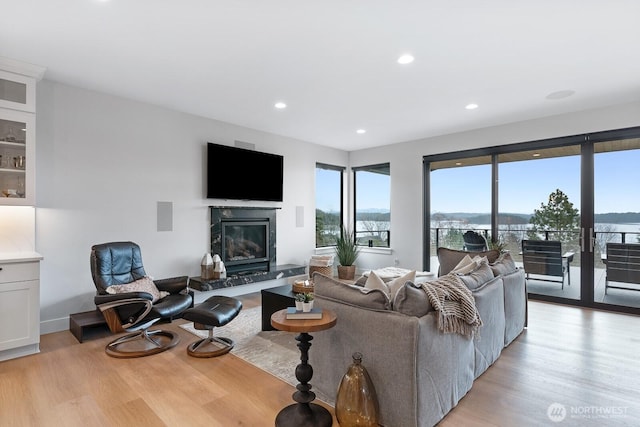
<box><xmin>532</xmin><ymin>153</ymin><xmax>541</xmax><ymax>157</ymax></box>
<box><xmin>356</xmin><ymin>129</ymin><xmax>366</xmax><ymax>134</ymax></box>
<box><xmin>455</xmin><ymin>162</ymin><xmax>462</xmax><ymax>166</ymax></box>
<box><xmin>465</xmin><ymin>103</ymin><xmax>479</xmax><ymax>110</ymax></box>
<box><xmin>274</xmin><ymin>102</ymin><xmax>287</xmax><ymax>109</ymax></box>
<box><xmin>546</xmin><ymin>90</ymin><xmax>575</xmax><ymax>100</ymax></box>
<box><xmin>397</xmin><ymin>54</ymin><xmax>414</xmax><ymax>65</ymax></box>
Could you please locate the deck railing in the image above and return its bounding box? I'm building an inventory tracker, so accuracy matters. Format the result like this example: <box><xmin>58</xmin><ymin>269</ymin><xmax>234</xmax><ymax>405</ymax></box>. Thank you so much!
<box><xmin>432</xmin><ymin>227</ymin><xmax>640</xmax><ymax>268</ymax></box>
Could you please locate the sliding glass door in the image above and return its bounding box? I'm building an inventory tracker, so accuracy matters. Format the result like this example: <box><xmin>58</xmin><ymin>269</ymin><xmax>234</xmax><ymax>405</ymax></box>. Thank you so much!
<box><xmin>498</xmin><ymin>147</ymin><xmax>581</xmax><ymax>301</ymax></box>
<box><xmin>428</xmin><ymin>156</ymin><xmax>492</xmax><ymax>273</ymax></box>
<box><xmin>424</xmin><ymin>126</ymin><xmax>640</xmax><ymax>315</ymax></box>
<box><xmin>593</xmin><ymin>137</ymin><xmax>640</xmax><ymax>309</ymax></box>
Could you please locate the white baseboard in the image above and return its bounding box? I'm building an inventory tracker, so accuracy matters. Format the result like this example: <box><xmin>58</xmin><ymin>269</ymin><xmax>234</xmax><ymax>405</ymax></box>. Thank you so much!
<box><xmin>40</xmin><ymin>316</ymin><xmax>69</xmax><ymax>335</ymax></box>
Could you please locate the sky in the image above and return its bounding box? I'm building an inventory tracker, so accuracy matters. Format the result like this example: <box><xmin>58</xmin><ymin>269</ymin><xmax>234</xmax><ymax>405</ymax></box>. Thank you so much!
<box><xmin>431</xmin><ymin>149</ymin><xmax>640</xmax><ymax>215</ymax></box>
<box><xmin>316</xmin><ymin>148</ymin><xmax>640</xmax><ymax>215</ymax></box>
<box><xmin>316</xmin><ymin>168</ymin><xmax>390</xmax><ymax>212</ymax></box>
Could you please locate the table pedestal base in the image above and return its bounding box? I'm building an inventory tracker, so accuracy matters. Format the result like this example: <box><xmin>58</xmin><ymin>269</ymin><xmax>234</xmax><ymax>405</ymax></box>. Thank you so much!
<box><xmin>275</xmin><ymin>402</ymin><xmax>332</xmax><ymax>427</ymax></box>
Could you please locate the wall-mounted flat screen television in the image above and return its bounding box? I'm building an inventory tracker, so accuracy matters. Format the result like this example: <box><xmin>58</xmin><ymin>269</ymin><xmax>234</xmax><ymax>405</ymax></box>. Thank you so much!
<box><xmin>207</xmin><ymin>142</ymin><xmax>284</xmax><ymax>202</ymax></box>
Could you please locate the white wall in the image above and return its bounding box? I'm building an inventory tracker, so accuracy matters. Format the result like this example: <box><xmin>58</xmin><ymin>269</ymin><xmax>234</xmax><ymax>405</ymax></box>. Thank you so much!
<box><xmin>350</xmin><ymin>101</ymin><xmax>640</xmax><ymax>273</ymax></box>
<box><xmin>31</xmin><ymin>79</ymin><xmax>640</xmax><ymax>334</ymax></box>
<box><xmin>35</xmin><ymin>81</ymin><xmax>348</xmax><ymax>333</ymax></box>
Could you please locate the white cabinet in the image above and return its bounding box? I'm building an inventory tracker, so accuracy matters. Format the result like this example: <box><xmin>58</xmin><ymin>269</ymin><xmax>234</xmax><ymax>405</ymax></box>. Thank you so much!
<box><xmin>0</xmin><ymin>59</ymin><xmax>44</xmax><ymax>206</ymax></box>
<box><xmin>0</xmin><ymin>256</ymin><xmax>41</xmax><ymax>361</ymax></box>
<box><xmin>0</xmin><ymin>69</ymin><xmax>36</xmax><ymax>113</ymax></box>
<box><xmin>0</xmin><ymin>110</ymin><xmax>34</xmax><ymax>205</ymax></box>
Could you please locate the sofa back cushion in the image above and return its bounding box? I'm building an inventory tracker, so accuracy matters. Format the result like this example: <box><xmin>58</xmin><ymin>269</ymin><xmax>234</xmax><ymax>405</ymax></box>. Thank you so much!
<box><xmin>456</xmin><ymin>260</ymin><xmax>496</xmax><ymax>290</ymax></box>
<box><xmin>313</xmin><ymin>272</ymin><xmax>391</xmax><ymax>310</ymax></box>
<box><xmin>490</xmin><ymin>252</ymin><xmax>518</xmax><ymax>276</ymax></box>
<box><xmin>392</xmin><ymin>281</ymin><xmax>433</xmax><ymax>317</ymax></box>
<box><xmin>437</xmin><ymin>247</ymin><xmax>500</xmax><ymax>276</ymax></box>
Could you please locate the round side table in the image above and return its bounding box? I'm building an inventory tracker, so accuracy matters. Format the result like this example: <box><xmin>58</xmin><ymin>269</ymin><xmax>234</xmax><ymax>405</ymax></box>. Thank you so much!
<box><xmin>270</xmin><ymin>308</ymin><xmax>337</xmax><ymax>427</ymax></box>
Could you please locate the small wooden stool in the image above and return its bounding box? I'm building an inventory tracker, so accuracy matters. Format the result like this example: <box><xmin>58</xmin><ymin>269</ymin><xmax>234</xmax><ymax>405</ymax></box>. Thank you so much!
<box><xmin>181</xmin><ymin>295</ymin><xmax>242</xmax><ymax>357</ymax></box>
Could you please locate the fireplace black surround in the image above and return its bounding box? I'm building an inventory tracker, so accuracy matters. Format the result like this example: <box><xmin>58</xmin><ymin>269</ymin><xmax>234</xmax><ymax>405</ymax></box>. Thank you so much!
<box><xmin>210</xmin><ymin>206</ymin><xmax>277</xmax><ymax>275</ymax></box>
<box><xmin>189</xmin><ymin>206</ymin><xmax>304</xmax><ymax>292</ymax></box>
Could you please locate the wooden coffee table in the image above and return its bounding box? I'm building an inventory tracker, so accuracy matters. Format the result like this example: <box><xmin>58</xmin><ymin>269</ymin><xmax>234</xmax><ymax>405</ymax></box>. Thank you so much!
<box><xmin>270</xmin><ymin>308</ymin><xmax>337</xmax><ymax>427</ymax></box>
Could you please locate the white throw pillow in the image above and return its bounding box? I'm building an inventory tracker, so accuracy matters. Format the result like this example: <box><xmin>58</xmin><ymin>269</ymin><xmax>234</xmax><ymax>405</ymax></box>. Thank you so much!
<box><xmin>387</xmin><ymin>270</ymin><xmax>417</xmax><ymax>301</ymax></box>
<box><xmin>364</xmin><ymin>270</ymin><xmax>417</xmax><ymax>303</ymax></box>
<box><xmin>105</xmin><ymin>276</ymin><xmax>169</xmax><ymax>303</ymax></box>
<box><xmin>364</xmin><ymin>271</ymin><xmax>389</xmax><ymax>294</ymax></box>
<box><xmin>452</xmin><ymin>255</ymin><xmax>476</xmax><ymax>274</ymax></box>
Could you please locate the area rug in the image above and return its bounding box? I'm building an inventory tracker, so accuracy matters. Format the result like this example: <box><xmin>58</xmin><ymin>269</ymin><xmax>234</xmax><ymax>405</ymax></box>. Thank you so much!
<box><xmin>179</xmin><ymin>306</ymin><xmax>334</xmax><ymax>404</ymax></box>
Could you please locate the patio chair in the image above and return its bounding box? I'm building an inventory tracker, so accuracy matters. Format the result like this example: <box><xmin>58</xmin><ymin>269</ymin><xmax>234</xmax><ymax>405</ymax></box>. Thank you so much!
<box><xmin>463</xmin><ymin>231</ymin><xmax>487</xmax><ymax>251</ymax></box>
<box><xmin>521</xmin><ymin>240</ymin><xmax>574</xmax><ymax>289</ymax></box>
<box><xmin>604</xmin><ymin>243</ymin><xmax>640</xmax><ymax>294</ymax></box>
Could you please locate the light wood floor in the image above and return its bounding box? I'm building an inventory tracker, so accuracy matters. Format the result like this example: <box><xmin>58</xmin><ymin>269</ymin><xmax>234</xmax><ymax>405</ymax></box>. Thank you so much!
<box><xmin>1</xmin><ymin>296</ymin><xmax>639</xmax><ymax>426</ymax></box>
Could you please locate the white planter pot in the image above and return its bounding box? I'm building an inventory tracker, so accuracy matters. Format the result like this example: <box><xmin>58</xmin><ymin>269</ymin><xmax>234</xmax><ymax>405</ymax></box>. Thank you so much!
<box><xmin>295</xmin><ymin>301</ymin><xmax>304</xmax><ymax>311</ymax></box>
<box><xmin>302</xmin><ymin>302</ymin><xmax>312</xmax><ymax>312</ymax></box>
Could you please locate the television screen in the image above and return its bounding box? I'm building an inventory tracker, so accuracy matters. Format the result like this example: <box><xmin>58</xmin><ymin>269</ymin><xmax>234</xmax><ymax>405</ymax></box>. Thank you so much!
<box><xmin>207</xmin><ymin>142</ymin><xmax>284</xmax><ymax>202</ymax></box>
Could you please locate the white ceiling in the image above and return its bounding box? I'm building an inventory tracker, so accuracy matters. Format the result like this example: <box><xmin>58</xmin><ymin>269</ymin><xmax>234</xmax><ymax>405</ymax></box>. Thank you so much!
<box><xmin>2</xmin><ymin>1</ymin><xmax>640</xmax><ymax>151</ymax></box>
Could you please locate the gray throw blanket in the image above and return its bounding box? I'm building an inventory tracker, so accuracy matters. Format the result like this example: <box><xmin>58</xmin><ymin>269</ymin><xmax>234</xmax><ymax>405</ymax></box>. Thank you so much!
<box><xmin>420</xmin><ymin>274</ymin><xmax>482</xmax><ymax>337</ymax></box>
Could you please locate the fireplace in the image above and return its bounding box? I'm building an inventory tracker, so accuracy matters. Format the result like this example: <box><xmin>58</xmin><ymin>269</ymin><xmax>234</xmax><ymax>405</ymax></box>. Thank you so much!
<box><xmin>210</xmin><ymin>206</ymin><xmax>277</xmax><ymax>275</ymax></box>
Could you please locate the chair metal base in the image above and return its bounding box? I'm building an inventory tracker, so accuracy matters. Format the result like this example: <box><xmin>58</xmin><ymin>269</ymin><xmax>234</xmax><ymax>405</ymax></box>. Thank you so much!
<box><xmin>186</xmin><ymin>335</ymin><xmax>235</xmax><ymax>358</ymax></box>
<box><xmin>105</xmin><ymin>329</ymin><xmax>180</xmax><ymax>358</ymax></box>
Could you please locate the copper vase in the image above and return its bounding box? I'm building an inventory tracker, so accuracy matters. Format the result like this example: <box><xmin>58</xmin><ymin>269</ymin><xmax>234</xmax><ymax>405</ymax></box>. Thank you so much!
<box><xmin>335</xmin><ymin>352</ymin><xmax>380</xmax><ymax>426</ymax></box>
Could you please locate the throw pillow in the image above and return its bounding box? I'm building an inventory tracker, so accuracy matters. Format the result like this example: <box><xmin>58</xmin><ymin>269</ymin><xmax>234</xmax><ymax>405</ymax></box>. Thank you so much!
<box><xmin>436</xmin><ymin>247</ymin><xmax>501</xmax><ymax>276</ymax></box>
<box><xmin>490</xmin><ymin>252</ymin><xmax>518</xmax><ymax>276</ymax></box>
<box><xmin>457</xmin><ymin>260</ymin><xmax>495</xmax><ymax>290</ymax></box>
<box><xmin>364</xmin><ymin>270</ymin><xmax>417</xmax><ymax>302</ymax></box>
<box><xmin>364</xmin><ymin>271</ymin><xmax>388</xmax><ymax>293</ymax></box>
<box><xmin>105</xmin><ymin>276</ymin><xmax>169</xmax><ymax>303</ymax></box>
<box><xmin>387</xmin><ymin>270</ymin><xmax>417</xmax><ymax>301</ymax></box>
<box><xmin>393</xmin><ymin>281</ymin><xmax>433</xmax><ymax>317</ymax></box>
<box><xmin>452</xmin><ymin>255</ymin><xmax>476</xmax><ymax>274</ymax></box>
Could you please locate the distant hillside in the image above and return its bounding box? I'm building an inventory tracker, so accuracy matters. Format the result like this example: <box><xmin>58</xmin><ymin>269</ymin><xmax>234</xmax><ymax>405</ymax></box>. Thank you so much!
<box><xmin>432</xmin><ymin>212</ymin><xmax>530</xmax><ymax>224</ymax></box>
<box><xmin>356</xmin><ymin>211</ymin><xmax>390</xmax><ymax>221</ymax></box>
<box><xmin>594</xmin><ymin>212</ymin><xmax>640</xmax><ymax>223</ymax></box>
<box><xmin>432</xmin><ymin>212</ymin><xmax>640</xmax><ymax>225</ymax></box>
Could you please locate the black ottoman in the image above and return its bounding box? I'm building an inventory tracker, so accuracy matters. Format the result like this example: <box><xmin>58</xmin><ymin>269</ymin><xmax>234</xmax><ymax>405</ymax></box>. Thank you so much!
<box><xmin>181</xmin><ymin>295</ymin><xmax>243</xmax><ymax>357</ymax></box>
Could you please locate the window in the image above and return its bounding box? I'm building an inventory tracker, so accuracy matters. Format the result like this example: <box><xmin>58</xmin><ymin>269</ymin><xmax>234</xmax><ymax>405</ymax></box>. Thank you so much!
<box><xmin>315</xmin><ymin>163</ymin><xmax>344</xmax><ymax>247</ymax></box>
<box><xmin>429</xmin><ymin>155</ymin><xmax>492</xmax><ymax>257</ymax></box>
<box><xmin>354</xmin><ymin>163</ymin><xmax>390</xmax><ymax>247</ymax></box>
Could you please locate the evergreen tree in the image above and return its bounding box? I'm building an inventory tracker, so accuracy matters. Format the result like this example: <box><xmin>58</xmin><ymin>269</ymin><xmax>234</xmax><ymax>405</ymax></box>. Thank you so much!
<box><xmin>527</xmin><ymin>189</ymin><xmax>579</xmax><ymax>241</ymax></box>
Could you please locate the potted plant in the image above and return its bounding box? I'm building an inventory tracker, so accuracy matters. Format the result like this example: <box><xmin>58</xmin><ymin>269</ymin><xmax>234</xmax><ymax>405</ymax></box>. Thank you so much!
<box><xmin>335</xmin><ymin>225</ymin><xmax>361</xmax><ymax>280</ymax></box>
<box><xmin>303</xmin><ymin>292</ymin><xmax>314</xmax><ymax>312</ymax></box>
<box><xmin>295</xmin><ymin>293</ymin><xmax>305</xmax><ymax>311</ymax></box>
<box><xmin>489</xmin><ymin>239</ymin><xmax>507</xmax><ymax>253</ymax></box>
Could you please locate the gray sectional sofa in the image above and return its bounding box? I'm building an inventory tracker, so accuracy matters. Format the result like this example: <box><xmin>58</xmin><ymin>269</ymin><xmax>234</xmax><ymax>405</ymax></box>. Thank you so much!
<box><xmin>310</xmin><ymin>251</ymin><xmax>527</xmax><ymax>427</ymax></box>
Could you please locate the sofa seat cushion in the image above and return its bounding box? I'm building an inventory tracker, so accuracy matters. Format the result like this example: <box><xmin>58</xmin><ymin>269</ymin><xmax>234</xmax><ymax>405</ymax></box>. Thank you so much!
<box><xmin>471</xmin><ymin>277</ymin><xmax>506</xmax><ymax>378</ymax></box>
<box><xmin>502</xmin><ymin>268</ymin><xmax>527</xmax><ymax>345</ymax></box>
<box><xmin>313</xmin><ymin>272</ymin><xmax>391</xmax><ymax>310</ymax></box>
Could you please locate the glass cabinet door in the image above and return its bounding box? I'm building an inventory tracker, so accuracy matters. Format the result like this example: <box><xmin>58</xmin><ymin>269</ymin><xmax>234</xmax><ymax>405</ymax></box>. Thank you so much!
<box><xmin>0</xmin><ymin>69</ymin><xmax>35</xmax><ymax>113</ymax></box>
<box><xmin>0</xmin><ymin>110</ymin><xmax>34</xmax><ymax>205</ymax></box>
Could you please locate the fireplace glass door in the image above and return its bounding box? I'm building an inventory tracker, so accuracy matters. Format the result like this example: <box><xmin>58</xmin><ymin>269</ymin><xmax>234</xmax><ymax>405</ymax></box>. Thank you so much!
<box><xmin>222</xmin><ymin>221</ymin><xmax>269</xmax><ymax>273</ymax></box>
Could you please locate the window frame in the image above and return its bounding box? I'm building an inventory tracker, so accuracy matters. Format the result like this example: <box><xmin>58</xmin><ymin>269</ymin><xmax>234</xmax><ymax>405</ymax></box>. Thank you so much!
<box><xmin>315</xmin><ymin>162</ymin><xmax>345</xmax><ymax>248</ymax></box>
<box><xmin>353</xmin><ymin>162</ymin><xmax>391</xmax><ymax>248</ymax></box>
